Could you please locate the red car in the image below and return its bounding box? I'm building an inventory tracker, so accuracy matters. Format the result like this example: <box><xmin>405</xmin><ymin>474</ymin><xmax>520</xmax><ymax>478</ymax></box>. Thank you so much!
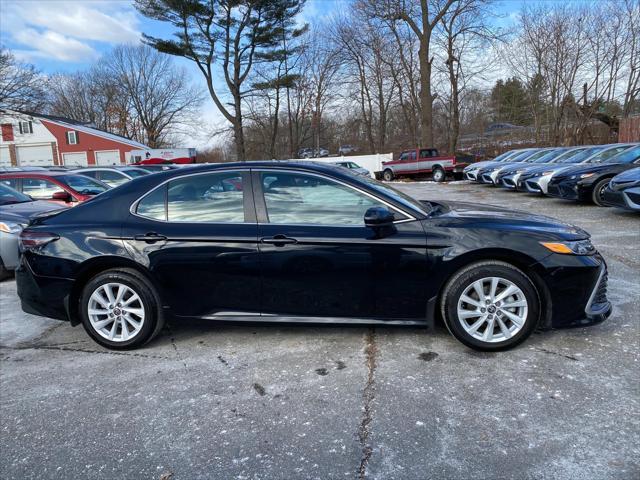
<box><xmin>0</xmin><ymin>171</ymin><xmax>110</xmax><ymax>206</ymax></box>
<box><xmin>380</xmin><ymin>148</ymin><xmax>468</xmax><ymax>182</ymax></box>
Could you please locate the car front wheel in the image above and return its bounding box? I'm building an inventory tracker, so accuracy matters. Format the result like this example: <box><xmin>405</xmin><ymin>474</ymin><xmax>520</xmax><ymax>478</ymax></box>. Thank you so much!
<box><xmin>80</xmin><ymin>268</ymin><xmax>164</xmax><ymax>350</ymax></box>
<box><xmin>441</xmin><ymin>261</ymin><xmax>540</xmax><ymax>351</ymax></box>
<box><xmin>592</xmin><ymin>178</ymin><xmax>611</xmax><ymax>206</ymax></box>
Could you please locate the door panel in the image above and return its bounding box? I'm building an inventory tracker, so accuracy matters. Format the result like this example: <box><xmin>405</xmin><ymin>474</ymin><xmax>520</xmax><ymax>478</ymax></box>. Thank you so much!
<box><xmin>123</xmin><ymin>170</ymin><xmax>260</xmax><ymax>318</ymax></box>
<box><xmin>253</xmin><ymin>170</ymin><xmax>429</xmax><ymax>320</ymax></box>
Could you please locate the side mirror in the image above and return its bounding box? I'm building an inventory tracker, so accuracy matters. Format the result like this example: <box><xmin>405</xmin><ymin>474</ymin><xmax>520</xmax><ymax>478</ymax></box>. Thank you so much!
<box><xmin>364</xmin><ymin>206</ymin><xmax>395</xmax><ymax>228</ymax></box>
<box><xmin>52</xmin><ymin>191</ymin><xmax>72</xmax><ymax>202</ymax></box>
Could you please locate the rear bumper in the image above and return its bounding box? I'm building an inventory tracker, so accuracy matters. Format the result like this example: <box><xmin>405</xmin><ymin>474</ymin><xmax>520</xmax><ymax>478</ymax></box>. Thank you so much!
<box><xmin>16</xmin><ymin>258</ymin><xmax>73</xmax><ymax>321</ymax></box>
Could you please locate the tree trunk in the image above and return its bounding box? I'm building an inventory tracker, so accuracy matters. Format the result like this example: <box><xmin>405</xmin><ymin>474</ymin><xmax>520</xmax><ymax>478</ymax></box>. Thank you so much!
<box><xmin>419</xmin><ymin>39</ymin><xmax>434</xmax><ymax>146</ymax></box>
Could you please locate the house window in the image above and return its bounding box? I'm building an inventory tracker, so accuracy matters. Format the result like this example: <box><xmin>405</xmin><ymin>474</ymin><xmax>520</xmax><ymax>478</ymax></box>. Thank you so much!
<box><xmin>66</xmin><ymin>131</ymin><xmax>78</xmax><ymax>145</ymax></box>
<box><xmin>18</xmin><ymin>121</ymin><xmax>33</xmax><ymax>134</ymax></box>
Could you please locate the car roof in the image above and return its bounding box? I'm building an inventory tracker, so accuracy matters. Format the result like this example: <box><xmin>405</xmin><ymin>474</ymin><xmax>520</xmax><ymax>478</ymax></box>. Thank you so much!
<box><xmin>0</xmin><ymin>171</ymin><xmax>72</xmax><ymax>178</ymax></box>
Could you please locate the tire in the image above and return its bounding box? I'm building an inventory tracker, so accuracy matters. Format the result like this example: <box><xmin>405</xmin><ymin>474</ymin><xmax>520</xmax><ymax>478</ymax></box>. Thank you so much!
<box><xmin>432</xmin><ymin>167</ymin><xmax>446</xmax><ymax>183</ymax></box>
<box><xmin>79</xmin><ymin>268</ymin><xmax>164</xmax><ymax>350</ymax></box>
<box><xmin>440</xmin><ymin>260</ymin><xmax>540</xmax><ymax>351</ymax></box>
<box><xmin>591</xmin><ymin>178</ymin><xmax>611</xmax><ymax>206</ymax></box>
<box><xmin>383</xmin><ymin>169</ymin><xmax>394</xmax><ymax>181</ymax></box>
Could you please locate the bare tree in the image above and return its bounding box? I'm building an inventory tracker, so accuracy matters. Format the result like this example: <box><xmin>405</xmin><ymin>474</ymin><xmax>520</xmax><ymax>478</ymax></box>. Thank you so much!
<box><xmin>105</xmin><ymin>45</ymin><xmax>202</xmax><ymax>148</ymax></box>
<box><xmin>0</xmin><ymin>49</ymin><xmax>47</xmax><ymax>113</ymax></box>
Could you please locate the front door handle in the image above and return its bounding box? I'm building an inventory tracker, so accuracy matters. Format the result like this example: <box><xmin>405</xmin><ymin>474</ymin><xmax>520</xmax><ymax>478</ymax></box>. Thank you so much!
<box><xmin>260</xmin><ymin>235</ymin><xmax>298</xmax><ymax>246</ymax></box>
<box><xmin>134</xmin><ymin>232</ymin><xmax>167</xmax><ymax>243</ymax></box>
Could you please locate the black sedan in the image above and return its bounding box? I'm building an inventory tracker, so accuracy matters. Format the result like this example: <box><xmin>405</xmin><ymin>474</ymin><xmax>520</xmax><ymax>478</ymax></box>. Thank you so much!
<box><xmin>16</xmin><ymin>162</ymin><xmax>610</xmax><ymax>351</ymax></box>
<box><xmin>602</xmin><ymin>167</ymin><xmax>640</xmax><ymax>211</ymax></box>
<box><xmin>547</xmin><ymin>145</ymin><xmax>640</xmax><ymax>205</ymax></box>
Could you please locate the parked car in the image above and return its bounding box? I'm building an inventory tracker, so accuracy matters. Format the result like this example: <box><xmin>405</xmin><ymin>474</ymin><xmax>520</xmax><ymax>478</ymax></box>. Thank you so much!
<box><xmin>381</xmin><ymin>148</ymin><xmax>468</xmax><ymax>182</ymax></box>
<box><xmin>77</xmin><ymin>166</ymin><xmax>150</xmax><ymax>188</ymax></box>
<box><xmin>338</xmin><ymin>145</ymin><xmax>357</xmax><ymax>155</ymax></box>
<box><xmin>463</xmin><ymin>149</ymin><xmax>526</xmax><ymax>181</ymax></box>
<box><xmin>601</xmin><ymin>167</ymin><xmax>640</xmax><ymax>211</ymax></box>
<box><xmin>331</xmin><ymin>161</ymin><xmax>370</xmax><ymax>177</ymax></box>
<box><xmin>0</xmin><ymin>171</ymin><xmax>110</xmax><ymax>206</ymax></box>
<box><xmin>547</xmin><ymin>145</ymin><xmax>640</xmax><ymax>205</ymax></box>
<box><xmin>475</xmin><ymin>149</ymin><xmax>543</xmax><ymax>184</ymax></box>
<box><xmin>515</xmin><ymin>146</ymin><xmax>608</xmax><ymax>194</ymax></box>
<box><xmin>493</xmin><ymin>147</ymin><xmax>565</xmax><ymax>188</ymax></box>
<box><xmin>16</xmin><ymin>162</ymin><xmax>609</xmax><ymax>351</ymax></box>
<box><xmin>0</xmin><ymin>183</ymin><xmax>64</xmax><ymax>280</ymax></box>
<box><xmin>298</xmin><ymin>147</ymin><xmax>329</xmax><ymax>158</ymax></box>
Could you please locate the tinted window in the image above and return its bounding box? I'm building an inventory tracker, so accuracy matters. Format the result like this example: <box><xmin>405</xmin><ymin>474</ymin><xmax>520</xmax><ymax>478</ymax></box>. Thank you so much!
<box><xmin>61</xmin><ymin>175</ymin><xmax>109</xmax><ymax>195</ymax></box>
<box><xmin>81</xmin><ymin>170</ymin><xmax>99</xmax><ymax>179</ymax></box>
<box><xmin>123</xmin><ymin>168</ymin><xmax>148</xmax><ymax>178</ymax></box>
<box><xmin>22</xmin><ymin>178</ymin><xmax>63</xmax><ymax>199</ymax></box>
<box><xmin>167</xmin><ymin>172</ymin><xmax>245</xmax><ymax>223</ymax></box>
<box><xmin>1</xmin><ymin>178</ymin><xmax>18</xmax><ymax>189</ymax></box>
<box><xmin>604</xmin><ymin>145</ymin><xmax>640</xmax><ymax>164</ymax></box>
<box><xmin>0</xmin><ymin>183</ymin><xmax>31</xmax><ymax>205</ymax></box>
<box><xmin>261</xmin><ymin>172</ymin><xmax>389</xmax><ymax>226</ymax></box>
<box><xmin>137</xmin><ymin>185</ymin><xmax>166</xmax><ymax>220</ymax></box>
<box><xmin>99</xmin><ymin>170</ymin><xmax>129</xmax><ymax>187</ymax></box>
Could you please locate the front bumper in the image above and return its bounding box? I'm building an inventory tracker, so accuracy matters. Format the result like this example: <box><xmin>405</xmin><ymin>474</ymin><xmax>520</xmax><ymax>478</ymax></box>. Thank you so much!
<box><xmin>537</xmin><ymin>252</ymin><xmax>611</xmax><ymax>328</ymax></box>
<box><xmin>602</xmin><ymin>186</ymin><xmax>640</xmax><ymax>211</ymax></box>
<box><xmin>0</xmin><ymin>231</ymin><xmax>20</xmax><ymax>270</ymax></box>
<box><xmin>464</xmin><ymin>171</ymin><xmax>478</xmax><ymax>181</ymax></box>
<box><xmin>546</xmin><ymin>178</ymin><xmax>590</xmax><ymax>200</ymax></box>
<box><xmin>499</xmin><ymin>173</ymin><xmax>523</xmax><ymax>189</ymax></box>
<box><xmin>518</xmin><ymin>174</ymin><xmax>553</xmax><ymax>194</ymax></box>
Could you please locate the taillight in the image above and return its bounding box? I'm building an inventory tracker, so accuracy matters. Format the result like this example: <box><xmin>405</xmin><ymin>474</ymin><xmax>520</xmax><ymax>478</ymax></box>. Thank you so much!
<box><xmin>19</xmin><ymin>231</ymin><xmax>60</xmax><ymax>251</ymax></box>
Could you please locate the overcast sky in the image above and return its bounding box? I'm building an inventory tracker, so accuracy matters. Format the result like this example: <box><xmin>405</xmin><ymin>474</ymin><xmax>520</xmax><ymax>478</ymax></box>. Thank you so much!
<box><xmin>0</xmin><ymin>0</ymin><xmax>568</xmax><ymax>147</ymax></box>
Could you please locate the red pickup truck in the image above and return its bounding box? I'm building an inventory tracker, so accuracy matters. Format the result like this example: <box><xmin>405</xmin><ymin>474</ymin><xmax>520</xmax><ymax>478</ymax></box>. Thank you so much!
<box><xmin>379</xmin><ymin>148</ymin><xmax>468</xmax><ymax>182</ymax></box>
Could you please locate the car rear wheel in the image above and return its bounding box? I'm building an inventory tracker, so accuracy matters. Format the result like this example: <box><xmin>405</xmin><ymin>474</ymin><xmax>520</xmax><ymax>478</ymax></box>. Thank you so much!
<box><xmin>383</xmin><ymin>169</ymin><xmax>394</xmax><ymax>181</ymax></box>
<box><xmin>441</xmin><ymin>261</ymin><xmax>539</xmax><ymax>351</ymax></box>
<box><xmin>592</xmin><ymin>178</ymin><xmax>611</xmax><ymax>206</ymax></box>
<box><xmin>432</xmin><ymin>167</ymin><xmax>446</xmax><ymax>183</ymax></box>
<box><xmin>80</xmin><ymin>269</ymin><xmax>164</xmax><ymax>350</ymax></box>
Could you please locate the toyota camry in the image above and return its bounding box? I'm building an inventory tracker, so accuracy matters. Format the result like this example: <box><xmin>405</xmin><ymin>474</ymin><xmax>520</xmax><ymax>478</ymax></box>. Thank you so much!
<box><xmin>16</xmin><ymin>162</ymin><xmax>610</xmax><ymax>351</ymax></box>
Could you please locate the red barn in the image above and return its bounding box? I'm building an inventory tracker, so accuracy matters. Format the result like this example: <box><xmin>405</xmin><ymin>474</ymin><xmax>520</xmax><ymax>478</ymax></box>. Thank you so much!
<box><xmin>0</xmin><ymin>110</ymin><xmax>148</xmax><ymax>168</ymax></box>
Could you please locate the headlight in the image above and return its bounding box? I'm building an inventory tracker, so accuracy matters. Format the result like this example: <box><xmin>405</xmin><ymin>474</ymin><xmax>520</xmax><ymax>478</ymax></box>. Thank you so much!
<box><xmin>516</xmin><ymin>169</ymin><xmax>526</xmax><ymax>174</ymax></box>
<box><xmin>580</xmin><ymin>173</ymin><xmax>595</xmax><ymax>179</ymax></box>
<box><xmin>541</xmin><ymin>171</ymin><xmax>555</xmax><ymax>176</ymax></box>
<box><xmin>540</xmin><ymin>239</ymin><xmax>596</xmax><ymax>255</ymax></box>
<box><xmin>0</xmin><ymin>221</ymin><xmax>24</xmax><ymax>234</ymax></box>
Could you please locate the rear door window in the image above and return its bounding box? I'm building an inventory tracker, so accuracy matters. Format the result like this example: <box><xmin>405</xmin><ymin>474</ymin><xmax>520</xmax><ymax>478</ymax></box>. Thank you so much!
<box><xmin>21</xmin><ymin>178</ymin><xmax>63</xmax><ymax>199</ymax></box>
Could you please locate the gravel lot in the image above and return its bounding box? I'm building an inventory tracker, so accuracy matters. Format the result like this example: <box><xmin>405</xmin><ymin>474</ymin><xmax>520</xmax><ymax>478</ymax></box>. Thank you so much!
<box><xmin>1</xmin><ymin>181</ymin><xmax>638</xmax><ymax>480</ymax></box>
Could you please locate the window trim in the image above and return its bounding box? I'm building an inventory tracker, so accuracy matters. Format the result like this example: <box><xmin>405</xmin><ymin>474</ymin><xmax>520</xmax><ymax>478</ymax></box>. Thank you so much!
<box><xmin>66</xmin><ymin>131</ymin><xmax>78</xmax><ymax>145</ymax></box>
<box><xmin>130</xmin><ymin>168</ymin><xmax>253</xmax><ymax>224</ymax></box>
<box><xmin>252</xmin><ymin>168</ymin><xmax>416</xmax><ymax>227</ymax></box>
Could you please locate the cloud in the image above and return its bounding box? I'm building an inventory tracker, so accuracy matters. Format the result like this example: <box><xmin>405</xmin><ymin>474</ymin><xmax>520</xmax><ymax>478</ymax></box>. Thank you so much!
<box><xmin>13</xmin><ymin>28</ymin><xmax>99</xmax><ymax>62</ymax></box>
<box><xmin>0</xmin><ymin>0</ymin><xmax>140</xmax><ymax>63</ymax></box>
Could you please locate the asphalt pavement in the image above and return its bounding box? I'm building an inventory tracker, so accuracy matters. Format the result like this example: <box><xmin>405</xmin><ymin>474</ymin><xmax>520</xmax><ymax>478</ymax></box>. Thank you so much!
<box><xmin>1</xmin><ymin>181</ymin><xmax>638</xmax><ymax>480</ymax></box>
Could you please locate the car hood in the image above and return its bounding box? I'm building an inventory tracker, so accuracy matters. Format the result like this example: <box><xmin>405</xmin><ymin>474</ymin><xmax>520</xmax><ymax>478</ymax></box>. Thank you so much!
<box><xmin>555</xmin><ymin>163</ymin><xmax>619</xmax><ymax>177</ymax></box>
<box><xmin>0</xmin><ymin>200</ymin><xmax>65</xmax><ymax>223</ymax></box>
<box><xmin>425</xmin><ymin>200</ymin><xmax>589</xmax><ymax>239</ymax></box>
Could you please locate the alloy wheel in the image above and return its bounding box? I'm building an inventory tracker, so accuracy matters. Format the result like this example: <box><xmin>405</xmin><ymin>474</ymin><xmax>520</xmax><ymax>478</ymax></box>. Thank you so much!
<box><xmin>456</xmin><ymin>276</ymin><xmax>528</xmax><ymax>343</ymax></box>
<box><xmin>88</xmin><ymin>283</ymin><xmax>145</xmax><ymax>342</ymax></box>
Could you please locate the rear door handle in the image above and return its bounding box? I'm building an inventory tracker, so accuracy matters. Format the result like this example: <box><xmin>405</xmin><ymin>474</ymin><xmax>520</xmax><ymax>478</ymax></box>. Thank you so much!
<box><xmin>260</xmin><ymin>235</ymin><xmax>298</xmax><ymax>246</ymax></box>
<box><xmin>134</xmin><ymin>232</ymin><xmax>167</xmax><ymax>243</ymax></box>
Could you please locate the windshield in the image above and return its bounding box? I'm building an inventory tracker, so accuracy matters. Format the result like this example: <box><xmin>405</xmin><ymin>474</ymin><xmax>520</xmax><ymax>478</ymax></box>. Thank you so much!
<box><xmin>603</xmin><ymin>145</ymin><xmax>640</xmax><ymax>164</ymax></box>
<box><xmin>521</xmin><ymin>150</ymin><xmax>549</xmax><ymax>163</ymax></box>
<box><xmin>61</xmin><ymin>175</ymin><xmax>109</xmax><ymax>195</ymax></box>
<box><xmin>583</xmin><ymin>145</ymin><xmax>633</xmax><ymax>164</ymax></box>
<box><xmin>551</xmin><ymin>148</ymin><xmax>586</xmax><ymax>163</ymax></box>
<box><xmin>356</xmin><ymin>175</ymin><xmax>428</xmax><ymax>215</ymax></box>
<box><xmin>123</xmin><ymin>168</ymin><xmax>149</xmax><ymax>178</ymax></box>
<box><xmin>0</xmin><ymin>183</ymin><xmax>31</xmax><ymax>205</ymax></box>
<box><xmin>535</xmin><ymin>148</ymin><xmax>568</xmax><ymax>163</ymax></box>
<box><xmin>527</xmin><ymin>150</ymin><xmax>558</xmax><ymax>163</ymax></box>
<box><xmin>562</xmin><ymin>146</ymin><xmax>605</xmax><ymax>164</ymax></box>
<box><xmin>510</xmin><ymin>150</ymin><xmax>539</xmax><ymax>162</ymax></box>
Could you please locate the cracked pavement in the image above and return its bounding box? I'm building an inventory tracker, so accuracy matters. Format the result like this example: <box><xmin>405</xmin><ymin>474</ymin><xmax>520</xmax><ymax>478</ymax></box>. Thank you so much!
<box><xmin>1</xmin><ymin>181</ymin><xmax>639</xmax><ymax>479</ymax></box>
